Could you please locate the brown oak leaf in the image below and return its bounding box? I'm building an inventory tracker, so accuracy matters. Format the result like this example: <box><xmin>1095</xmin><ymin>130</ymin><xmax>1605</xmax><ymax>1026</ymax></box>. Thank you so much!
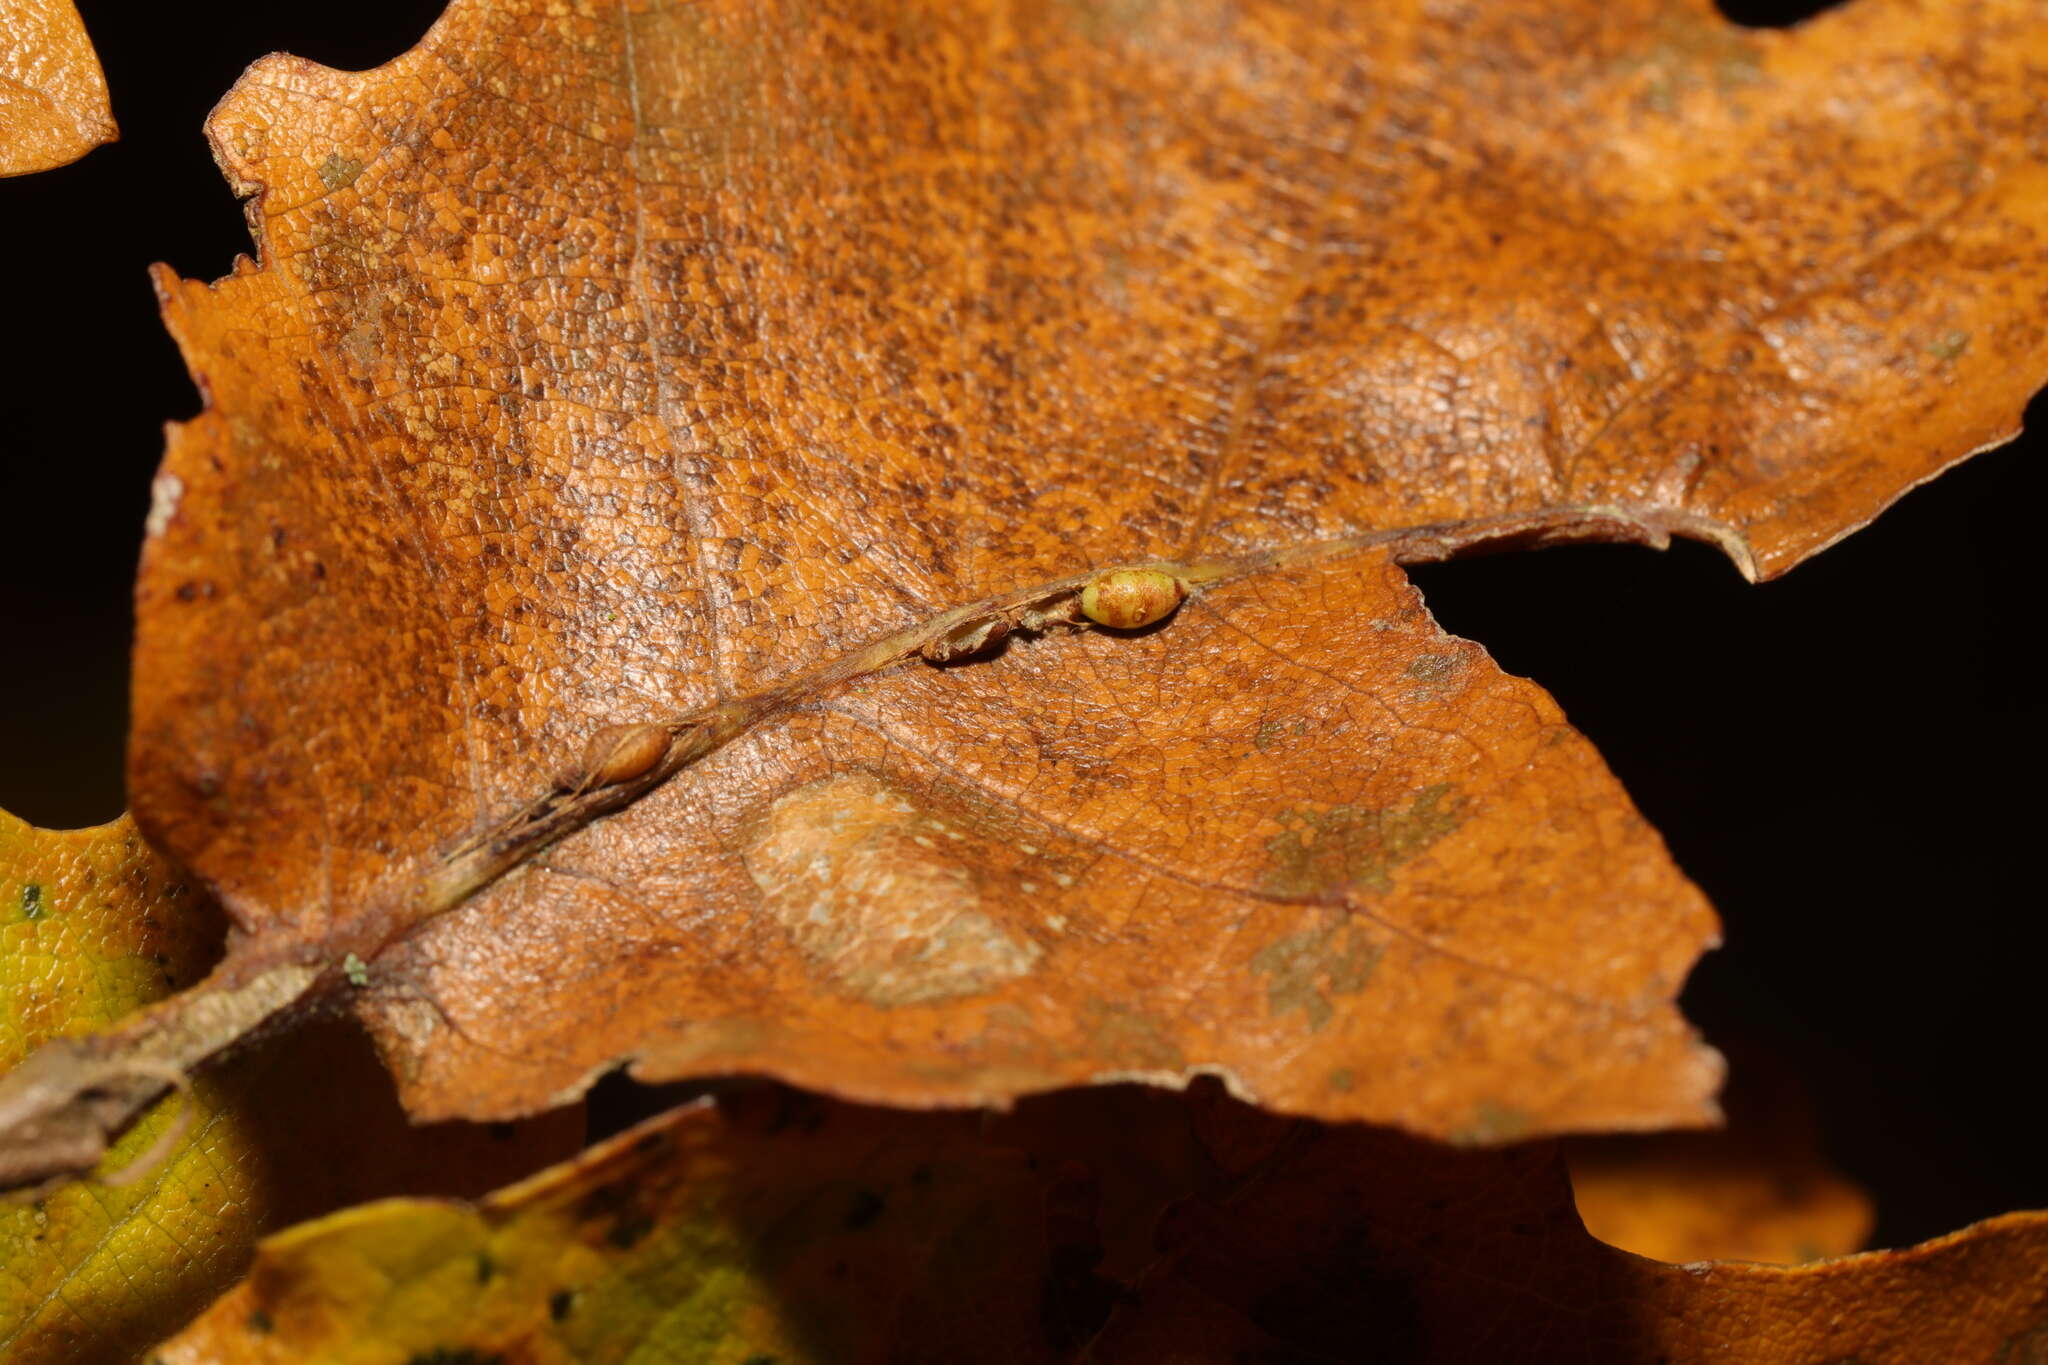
<box><xmin>6</xmin><ymin>0</ymin><xmax>2045</xmax><ymax>1177</ymax></box>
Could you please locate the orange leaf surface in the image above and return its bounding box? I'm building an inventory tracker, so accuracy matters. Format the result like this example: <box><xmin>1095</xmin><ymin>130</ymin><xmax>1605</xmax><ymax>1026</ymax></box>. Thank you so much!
<box><xmin>0</xmin><ymin>810</ymin><xmax>579</xmax><ymax>1365</ymax></box>
<box><xmin>0</xmin><ymin>0</ymin><xmax>113</xmax><ymax>176</ymax></box>
<box><xmin>19</xmin><ymin>0</ymin><xmax>2040</xmax><ymax>1153</ymax></box>
<box><xmin>155</xmin><ymin>1085</ymin><xmax>2048</xmax><ymax>1364</ymax></box>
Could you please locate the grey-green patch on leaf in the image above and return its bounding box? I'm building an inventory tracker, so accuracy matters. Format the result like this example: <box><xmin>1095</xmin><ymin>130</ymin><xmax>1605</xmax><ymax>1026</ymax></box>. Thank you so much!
<box><xmin>1259</xmin><ymin>784</ymin><xmax>1466</xmax><ymax>899</ymax></box>
<box><xmin>1251</xmin><ymin>919</ymin><xmax>1386</xmax><ymax>1032</ymax></box>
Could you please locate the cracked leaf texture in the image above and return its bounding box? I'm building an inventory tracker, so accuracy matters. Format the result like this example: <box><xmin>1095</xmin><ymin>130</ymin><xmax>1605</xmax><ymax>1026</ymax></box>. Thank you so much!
<box><xmin>0</xmin><ymin>0</ymin><xmax>113</xmax><ymax>176</ymax></box>
<box><xmin>0</xmin><ymin>811</ymin><xmax>577</xmax><ymax>1364</ymax></box>
<box><xmin>157</xmin><ymin>1085</ymin><xmax>2048</xmax><ymax>1364</ymax></box>
<box><xmin>132</xmin><ymin>0</ymin><xmax>2048</xmax><ymax>1133</ymax></box>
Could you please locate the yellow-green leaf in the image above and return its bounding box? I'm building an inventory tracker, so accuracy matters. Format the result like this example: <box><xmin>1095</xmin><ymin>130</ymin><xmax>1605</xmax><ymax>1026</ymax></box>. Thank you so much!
<box><xmin>0</xmin><ymin>811</ymin><xmax>580</xmax><ymax>1365</ymax></box>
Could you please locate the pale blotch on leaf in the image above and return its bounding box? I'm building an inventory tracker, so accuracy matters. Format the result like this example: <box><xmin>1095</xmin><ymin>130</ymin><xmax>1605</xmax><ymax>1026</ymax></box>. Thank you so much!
<box><xmin>143</xmin><ymin>473</ymin><xmax>183</xmax><ymax>540</ymax></box>
<box><xmin>743</xmin><ymin>774</ymin><xmax>1042</xmax><ymax>1006</ymax></box>
<box><xmin>1260</xmin><ymin>785</ymin><xmax>1464</xmax><ymax>899</ymax></box>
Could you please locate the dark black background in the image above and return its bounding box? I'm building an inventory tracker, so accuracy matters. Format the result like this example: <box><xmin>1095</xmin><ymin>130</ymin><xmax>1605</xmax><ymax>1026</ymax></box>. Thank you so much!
<box><xmin>1</xmin><ymin>0</ymin><xmax>2039</xmax><ymax>1249</ymax></box>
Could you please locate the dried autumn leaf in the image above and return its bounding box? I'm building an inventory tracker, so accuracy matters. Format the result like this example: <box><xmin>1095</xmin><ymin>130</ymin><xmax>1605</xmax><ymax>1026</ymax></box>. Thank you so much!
<box><xmin>0</xmin><ymin>810</ymin><xmax>579</xmax><ymax>1364</ymax></box>
<box><xmin>0</xmin><ymin>0</ymin><xmax>114</xmax><ymax>176</ymax></box>
<box><xmin>1566</xmin><ymin>1041</ymin><xmax>1875</xmax><ymax>1265</ymax></box>
<box><xmin>10</xmin><ymin>0</ymin><xmax>2046</xmax><ymax>1169</ymax></box>
<box><xmin>155</xmin><ymin>1085</ymin><xmax>2048</xmax><ymax>1364</ymax></box>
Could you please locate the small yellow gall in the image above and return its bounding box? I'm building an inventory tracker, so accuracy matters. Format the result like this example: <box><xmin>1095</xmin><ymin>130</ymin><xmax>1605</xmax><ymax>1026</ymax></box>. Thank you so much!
<box><xmin>581</xmin><ymin>722</ymin><xmax>671</xmax><ymax>787</ymax></box>
<box><xmin>1080</xmin><ymin>568</ymin><xmax>1188</xmax><ymax>630</ymax></box>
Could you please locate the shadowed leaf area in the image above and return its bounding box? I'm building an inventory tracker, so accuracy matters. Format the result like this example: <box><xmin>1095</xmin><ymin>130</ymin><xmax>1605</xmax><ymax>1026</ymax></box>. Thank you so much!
<box><xmin>155</xmin><ymin>1083</ymin><xmax>2048</xmax><ymax>1364</ymax></box>
<box><xmin>1566</xmin><ymin>1039</ymin><xmax>1876</xmax><ymax>1266</ymax></box>
<box><xmin>0</xmin><ymin>811</ymin><xmax>579</xmax><ymax>1365</ymax></box>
